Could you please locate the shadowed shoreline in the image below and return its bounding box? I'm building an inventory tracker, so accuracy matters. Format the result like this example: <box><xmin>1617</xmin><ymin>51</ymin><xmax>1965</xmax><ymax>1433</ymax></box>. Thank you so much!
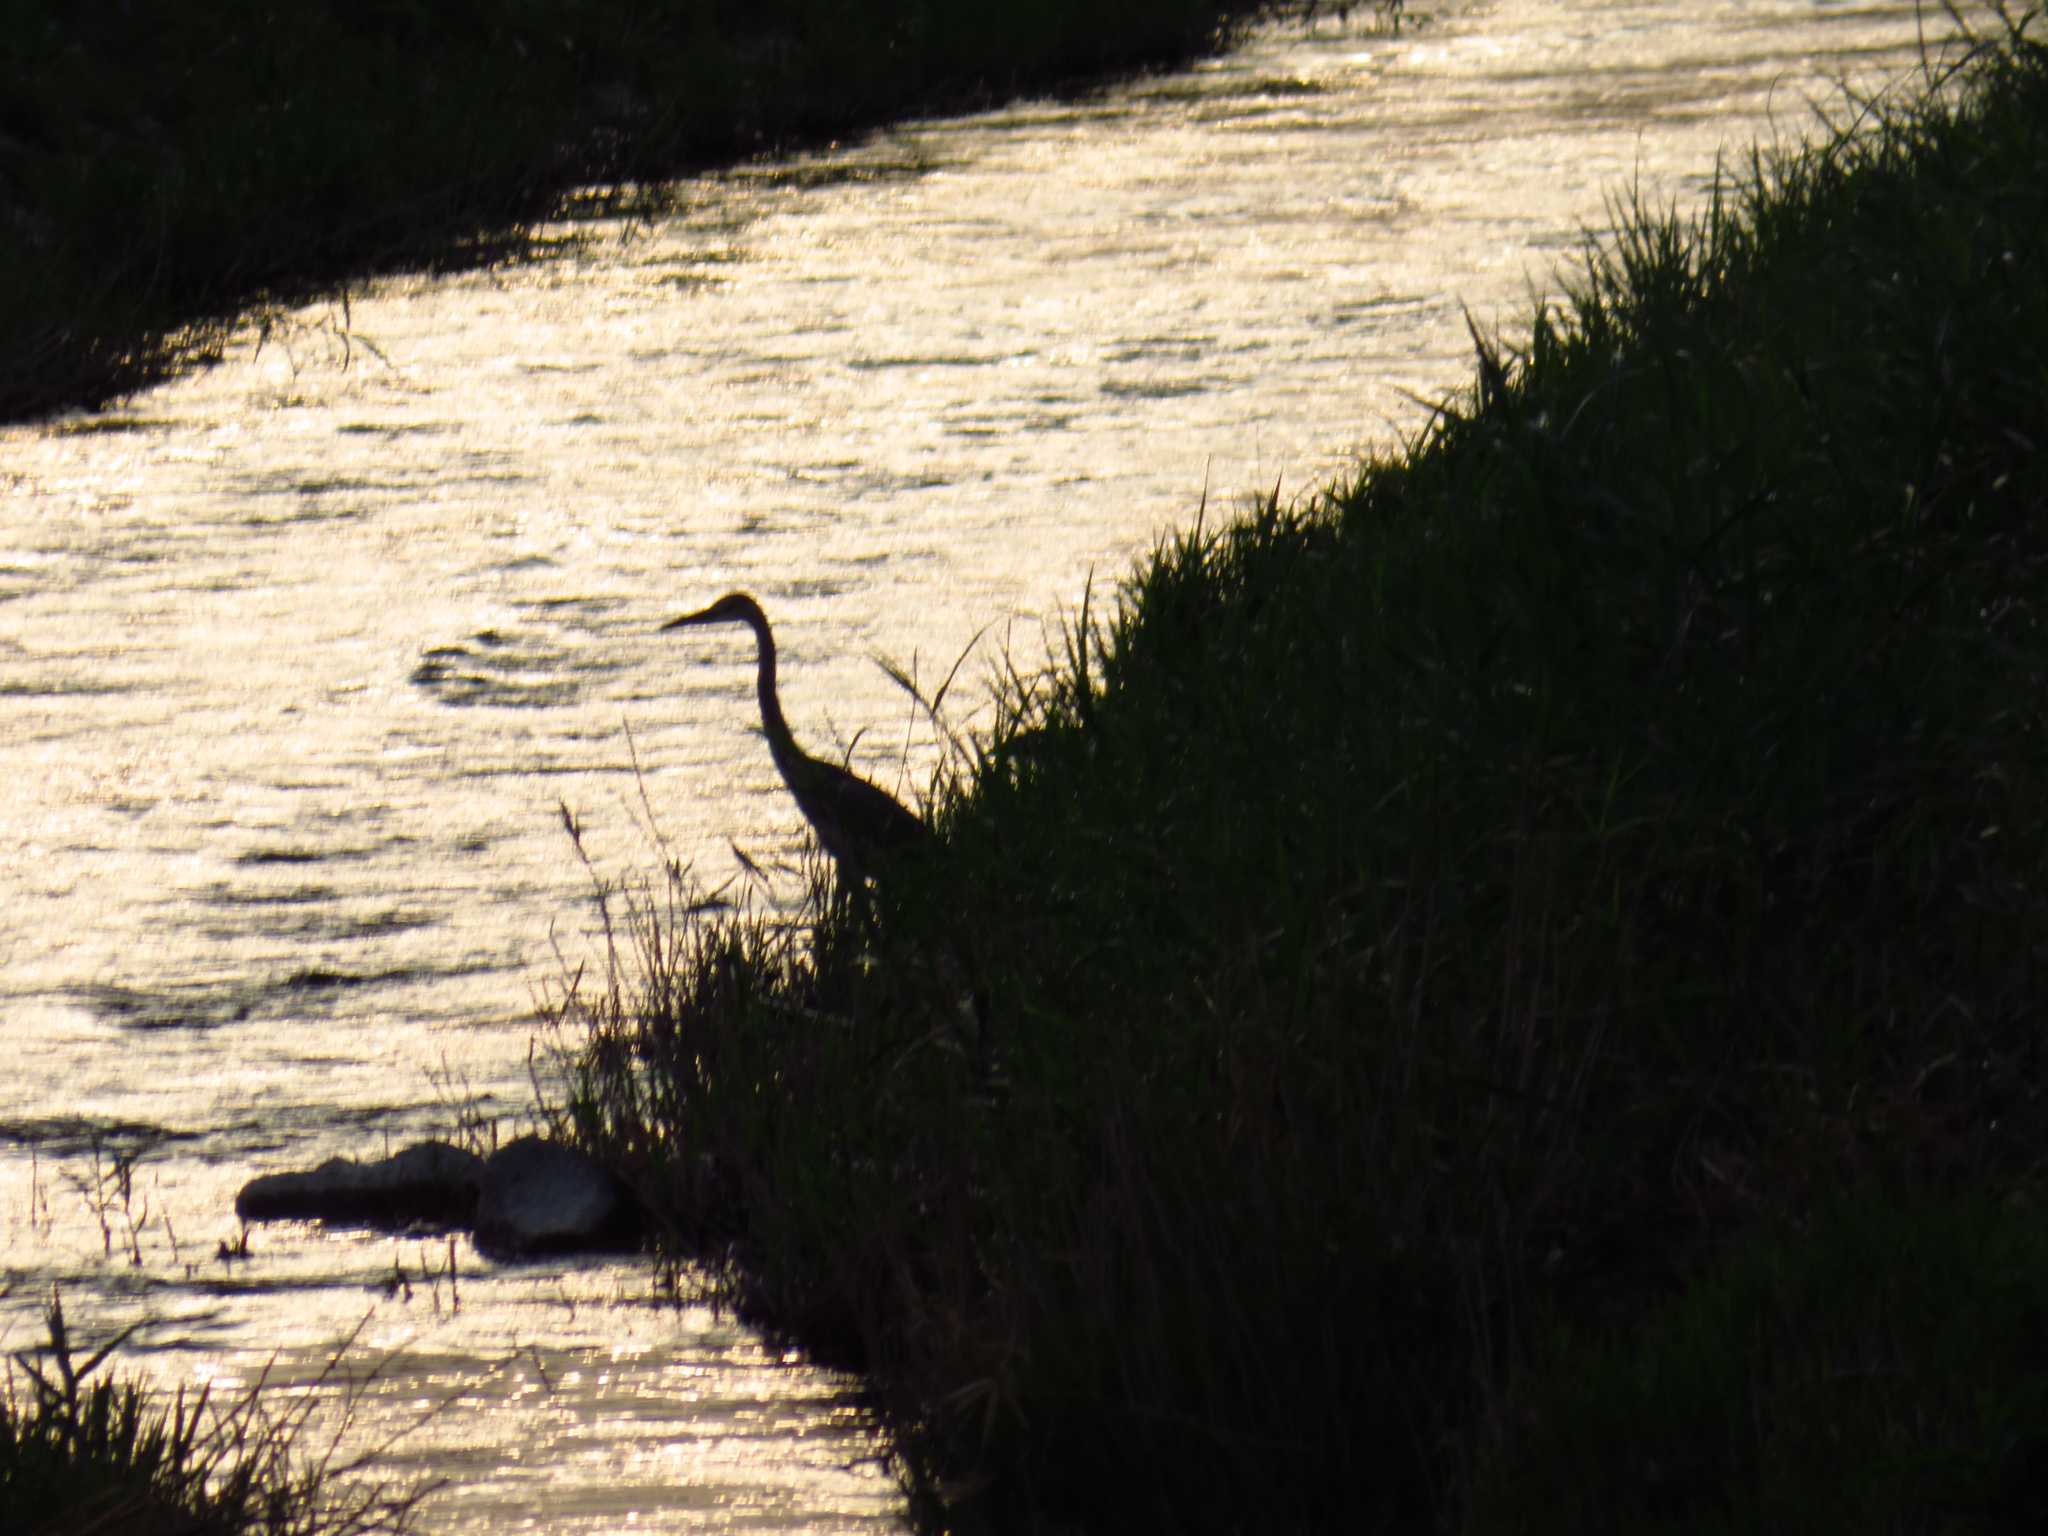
<box><xmin>0</xmin><ymin>0</ymin><xmax>1377</xmax><ymax>425</ymax></box>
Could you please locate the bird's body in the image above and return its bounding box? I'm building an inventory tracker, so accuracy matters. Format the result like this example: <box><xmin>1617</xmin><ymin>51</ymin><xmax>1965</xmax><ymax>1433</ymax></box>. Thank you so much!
<box><xmin>661</xmin><ymin>592</ymin><xmax>929</xmax><ymax>887</ymax></box>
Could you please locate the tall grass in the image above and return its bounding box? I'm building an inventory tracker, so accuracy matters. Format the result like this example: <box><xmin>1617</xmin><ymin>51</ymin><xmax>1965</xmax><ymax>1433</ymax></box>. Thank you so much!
<box><xmin>551</xmin><ymin>10</ymin><xmax>2048</xmax><ymax>1531</ymax></box>
<box><xmin>1</xmin><ymin>1291</ymin><xmax>425</xmax><ymax>1535</ymax></box>
<box><xmin>1468</xmin><ymin>1194</ymin><xmax>2048</xmax><ymax>1532</ymax></box>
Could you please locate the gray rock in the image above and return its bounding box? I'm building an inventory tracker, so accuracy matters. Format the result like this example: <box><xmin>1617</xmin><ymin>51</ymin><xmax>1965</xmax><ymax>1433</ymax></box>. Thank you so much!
<box><xmin>472</xmin><ymin>1135</ymin><xmax>640</xmax><ymax>1260</ymax></box>
<box><xmin>235</xmin><ymin>1139</ymin><xmax>483</xmax><ymax>1229</ymax></box>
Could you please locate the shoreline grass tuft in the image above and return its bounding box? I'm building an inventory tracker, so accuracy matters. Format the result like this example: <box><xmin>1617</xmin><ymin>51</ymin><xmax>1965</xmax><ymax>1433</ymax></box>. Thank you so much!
<box><xmin>2</xmin><ymin>1290</ymin><xmax>427</xmax><ymax>1536</ymax></box>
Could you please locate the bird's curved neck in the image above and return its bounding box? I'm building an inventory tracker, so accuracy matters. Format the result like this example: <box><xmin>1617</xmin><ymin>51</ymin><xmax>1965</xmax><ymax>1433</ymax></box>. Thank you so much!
<box><xmin>745</xmin><ymin>614</ymin><xmax>802</xmax><ymax>776</ymax></box>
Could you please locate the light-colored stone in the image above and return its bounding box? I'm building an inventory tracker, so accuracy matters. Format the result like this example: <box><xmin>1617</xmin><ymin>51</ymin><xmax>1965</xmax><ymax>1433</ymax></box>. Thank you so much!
<box><xmin>472</xmin><ymin>1135</ymin><xmax>639</xmax><ymax>1260</ymax></box>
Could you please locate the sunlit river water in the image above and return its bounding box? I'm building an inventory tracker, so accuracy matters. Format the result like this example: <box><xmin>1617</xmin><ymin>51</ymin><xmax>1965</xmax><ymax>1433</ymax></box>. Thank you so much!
<box><xmin>0</xmin><ymin>1</ymin><xmax>1985</xmax><ymax>1527</ymax></box>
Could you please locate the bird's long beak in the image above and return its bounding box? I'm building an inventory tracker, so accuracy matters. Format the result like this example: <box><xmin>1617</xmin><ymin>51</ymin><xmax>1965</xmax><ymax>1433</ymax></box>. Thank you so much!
<box><xmin>660</xmin><ymin>608</ymin><xmax>715</xmax><ymax>631</ymax></box>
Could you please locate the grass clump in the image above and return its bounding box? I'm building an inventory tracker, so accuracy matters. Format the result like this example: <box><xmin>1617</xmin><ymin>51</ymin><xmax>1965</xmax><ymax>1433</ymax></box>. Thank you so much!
<box><xmin>552</xmin><ymin>11</ymin><xmax>2048</xmax><ymax>1532</ymax></box>
<box><xmin>1469</xmin><ymin>1194</ymin><xmax>2048</xmax><ymax>1533</ymax></box>
<box><xmin>1</xmin><ymin>1291</ymin><xmax>423</xmax><ymax>1536</ymax></box>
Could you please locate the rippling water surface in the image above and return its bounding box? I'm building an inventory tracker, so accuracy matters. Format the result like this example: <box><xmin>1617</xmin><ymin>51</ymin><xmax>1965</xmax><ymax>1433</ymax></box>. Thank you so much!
<box><xmin>0</xmin><ymin>1</ymin><xmax>1982</xmax><ymax>1526</ymax></box>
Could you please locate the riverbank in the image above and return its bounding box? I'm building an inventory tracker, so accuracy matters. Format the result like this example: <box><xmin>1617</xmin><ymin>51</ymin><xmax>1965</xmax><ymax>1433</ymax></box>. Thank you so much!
<box><xmin>555</xmin><ymin>11</ymin><xmax>2048</xmax><ymax>1533</ymax></box>
<box><xmin>0</xmin><ymin>0</ymin><xmax>1354</xmax><ymax>425</ymax></box>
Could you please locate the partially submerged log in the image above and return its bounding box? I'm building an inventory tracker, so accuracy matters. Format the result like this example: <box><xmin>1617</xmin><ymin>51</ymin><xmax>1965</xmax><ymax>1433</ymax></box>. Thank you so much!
<box><xmin>235</xmin><ymin>1139</ymin><xmax>483</xmax><ymax>1228</ymax></box>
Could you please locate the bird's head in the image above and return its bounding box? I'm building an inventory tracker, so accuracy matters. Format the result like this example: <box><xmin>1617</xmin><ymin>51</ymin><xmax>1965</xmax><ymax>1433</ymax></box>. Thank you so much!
<box><xmin>660</xmin><ymin>591</ymin><xmax>767</xmax><ymax>634</ymax></box>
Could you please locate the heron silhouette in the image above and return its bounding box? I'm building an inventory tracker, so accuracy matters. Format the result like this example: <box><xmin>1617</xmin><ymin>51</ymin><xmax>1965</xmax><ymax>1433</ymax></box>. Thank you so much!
<box><xmin>660</xmin><ymin>592</ymin><xmax>930</xmax><ymax>889</ymax></box>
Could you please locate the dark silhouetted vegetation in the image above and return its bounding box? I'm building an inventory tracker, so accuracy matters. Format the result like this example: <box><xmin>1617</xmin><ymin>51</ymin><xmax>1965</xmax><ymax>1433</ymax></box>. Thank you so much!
<box><xmin>550</xmin><ymin>12</ymin><xmax>2048</xmax><ymax>1531</ymax></box>
<box><xmin>1</xmin><ymin>1291</ymin><xmax>424</xmax><ymax>1535</ymax></box>
<box><xmin>1</xmin><ymin>0</ymin><xmax>1357</xmax><ymax>421</ymax></box>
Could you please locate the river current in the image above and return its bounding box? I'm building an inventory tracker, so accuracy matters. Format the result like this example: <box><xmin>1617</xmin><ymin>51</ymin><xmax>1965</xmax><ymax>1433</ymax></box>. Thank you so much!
<box><xmin>0</xmin><ymin>1</ymin><xmax>1983</xmax><ymax>1527</ymax></box>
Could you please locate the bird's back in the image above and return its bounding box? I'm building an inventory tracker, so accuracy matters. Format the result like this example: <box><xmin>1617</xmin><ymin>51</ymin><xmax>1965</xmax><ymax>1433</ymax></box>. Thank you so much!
<box><xmin>793</xmin><ymin>754</ymin><xmax>929</xmax><ymax>879</ymax></box>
